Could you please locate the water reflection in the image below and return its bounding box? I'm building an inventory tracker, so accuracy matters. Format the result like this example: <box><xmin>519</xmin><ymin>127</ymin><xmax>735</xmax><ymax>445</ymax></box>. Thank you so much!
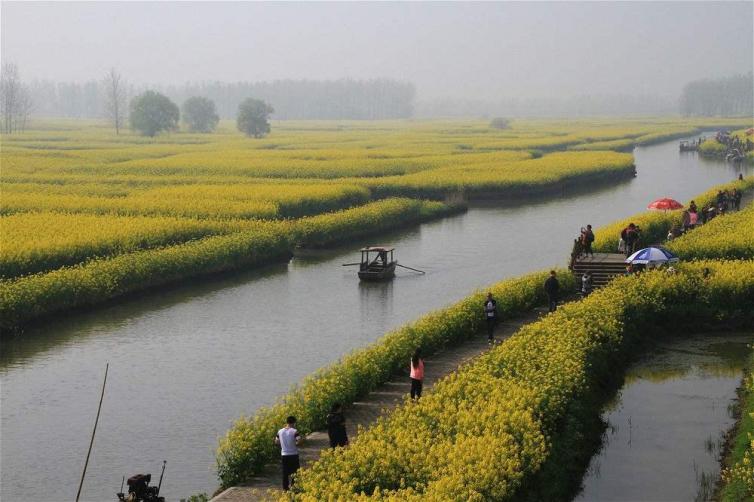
<box><xmin>575</xmin><ymin>332</ymin><xmax>753</xmax><ymax>502</ymax></box>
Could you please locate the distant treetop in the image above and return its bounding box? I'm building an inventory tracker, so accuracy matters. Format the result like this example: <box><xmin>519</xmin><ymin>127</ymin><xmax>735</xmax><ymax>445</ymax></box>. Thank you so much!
<box><xmin>237</xmin><ymin>98</ymin><xmax>274</xmax><ymax>138</ymax></box>
<box><xmin>182</xmin><ymin>96</ymin><xmax>219</xmax><ymax>133</ymax></box>
<box><xmin>130</xmin><ymin>91</ymin><xmax>179</xmax><ymax>137</ymax></box>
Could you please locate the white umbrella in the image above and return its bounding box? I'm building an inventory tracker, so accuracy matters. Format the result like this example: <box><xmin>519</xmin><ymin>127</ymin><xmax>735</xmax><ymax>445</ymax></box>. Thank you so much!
<box><xmin>625</xmin><ymin>246</ymin><xmax>679</xmax><ymax>266</ymax></box>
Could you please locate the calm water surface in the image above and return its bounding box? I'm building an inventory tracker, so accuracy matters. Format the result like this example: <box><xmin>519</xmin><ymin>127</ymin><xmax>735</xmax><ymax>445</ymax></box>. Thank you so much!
<box><xmin>1</xmin><ymin>137</ymin><xmax>752</xmax><ymax>501</ymax></box>
<box><xmin>575</xmin><ymin>332</ymin><xmax>753</xmax><ymax>502</ymax></box>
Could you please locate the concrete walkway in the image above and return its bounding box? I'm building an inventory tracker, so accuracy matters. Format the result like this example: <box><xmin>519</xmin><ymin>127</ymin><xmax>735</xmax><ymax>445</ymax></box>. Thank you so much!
<box><xmin>212</xmin><ymin>305</ymin><xmax>552</xmax><ymax>501</ymax></box>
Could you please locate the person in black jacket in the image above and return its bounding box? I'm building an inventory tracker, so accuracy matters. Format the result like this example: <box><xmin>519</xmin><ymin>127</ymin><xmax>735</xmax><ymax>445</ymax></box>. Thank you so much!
<box><xmin>483</xmin><ymin>292</ymin><xmax>498</xmax><ymax>345</ymax></box>
<box><xmin>544</xmin><ymin>270</ymin><xmax>560</xmax><ymax>312</ymax></box>
<box><xmin>326</xmin><ymin>403</ymin><xmax>348</xmax><ymax>448</ymax></box>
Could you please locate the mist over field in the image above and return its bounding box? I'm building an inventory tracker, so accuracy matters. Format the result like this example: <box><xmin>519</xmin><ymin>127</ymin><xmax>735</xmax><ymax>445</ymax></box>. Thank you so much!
<box><xmin>2</xmin><ymin>1</ymin><xmax>752</xmax><ymax>117</ymax></box>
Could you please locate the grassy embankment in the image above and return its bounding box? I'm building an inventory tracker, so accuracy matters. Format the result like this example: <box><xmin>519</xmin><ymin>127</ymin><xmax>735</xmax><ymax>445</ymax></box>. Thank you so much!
<box><xmin>215</xmin><ymin>269</ymin><xmax>576</xmax><ymax>488</ymax></box>
<box><xmin>719</xmin><ymin>349</ymin><xmax>754</xmax><ymax>502</ymax></box>
<box><xmin>213</xmin><ymin>177</ymin><xmax>754</xmax><ymax>499</ymax></box>
<box><xmin>267</xmin><ymin>260</ymin><xmax>754</xmax><ymax>500</ymax></box>
<box><xmin>0</xmin><ymin>198</ymin><xmax>456</xmax><ymax>330</ymax></box>
<box><xmin>698</xmin><ymin>128</ymin><xmax>754</xmax><ymax>164</ymax></box>
<box><xmin>2</xmin><ymin>118</ymin><xmax>749</xmax><ymax>329</ymax></box>
<box><xmin>592</xmin><ymin>176</ymin><xmax>754</xmax><ymax>254</ymax></box>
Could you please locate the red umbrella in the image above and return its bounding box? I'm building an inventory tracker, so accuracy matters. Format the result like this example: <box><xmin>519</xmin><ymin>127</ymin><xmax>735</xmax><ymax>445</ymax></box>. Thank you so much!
<box><xmin>647</xmin><ymin>198</ymin><xmax>683</xmax><ymax>210</ymax></box>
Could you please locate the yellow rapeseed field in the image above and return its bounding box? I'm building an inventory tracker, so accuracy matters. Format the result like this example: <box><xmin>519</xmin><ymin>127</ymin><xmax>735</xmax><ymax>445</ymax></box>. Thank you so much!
<box><xmin>1</xmin><ymin>117</ymin><xmax>749</xmax><ymax>327</ymax></box>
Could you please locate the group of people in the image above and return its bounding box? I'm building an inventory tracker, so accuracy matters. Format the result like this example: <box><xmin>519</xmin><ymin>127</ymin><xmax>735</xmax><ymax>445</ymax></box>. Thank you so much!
<box><xmin>274</xmin><ymin>350</ymin><xmax>425</xmax><ymax>491</ymax></box>
<box><xmin>274</xmin><ymin>402</ymin><xmax>350</xmax><ymax>490</ymax></box>
<box><xmin>667</xmin><ymin>186</ymin><xmax>744</xmax><ymax>241</ymax></box>
<box><xmin>619</xmin><ymin>223</ymin><xmax>642</xmax><ymax>257</ymax></box>
<box><xmin>715</xmin><ymin>131</ymin><xmax>754</xmax><ymax>155</ymax></box>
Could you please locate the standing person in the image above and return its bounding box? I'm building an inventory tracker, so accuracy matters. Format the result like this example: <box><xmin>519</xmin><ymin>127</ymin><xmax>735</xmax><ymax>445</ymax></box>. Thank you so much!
<box><xmin>410</xmin><ymin>349</ymin><xmax>424</xmax><ymax>399</ymax></box>
<box><xmin>581</xmin><ymin>271</ymin><xmax>593</xmax><ymax>298</ymax></box>
<box><xmin>544</xmin><ymin>270</ymin><xmax>560</xmax><ymax>313</ymax></box>
<box><xmin>733</xmin><ymin>188</ymin><xmax>743</xmax><ymax>211</ymax></box>
<box><xmin>326</xmin><ymin>403</ymin><xmax>348</xmax><ymax>448</ymax></box>
<box><xmin>623</xmin><ymin>223</ymin><xmax>639</xmax><ymax>257</ymax></box>
<box><xmin>274</xmin><ymin>416</ymin><xmax>301</xmax><ymax>491</ymax></box>
<box><xmin>681</xmin><ymin>210</ymin><xmax>691</xmax><ymax>232</ymax></box>
<box><xmin>483</xmin><ymin>292</ymin><xmax>498</xmax><ymax>345</ymax></box>
<box><xmin>583</xmin><ymin>225</ymin><xmax>595</xmax><ymax>257</ymax></box>
<box><xmin>689</xmin><ymin>209</ymin><xmax>698</xmax><ymax>228</ymax></box>
<box><xmin>689</xmin><ymin>200</ymin><xmax>698</xmax><ymax>214</ymax></box>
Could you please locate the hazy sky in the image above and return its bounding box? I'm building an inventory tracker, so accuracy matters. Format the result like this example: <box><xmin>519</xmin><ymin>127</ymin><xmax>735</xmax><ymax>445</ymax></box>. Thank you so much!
<box><xmin>2</xmin><ymin>1</ymin><xmax>752</xmax><ymax>100</ymax></box>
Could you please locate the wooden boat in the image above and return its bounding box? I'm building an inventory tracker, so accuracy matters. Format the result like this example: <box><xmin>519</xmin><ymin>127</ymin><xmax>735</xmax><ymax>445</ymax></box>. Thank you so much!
<box><xmin>358</xmin><ymin>247</ymin><xmax>397</xmax><ymax>281</ymax></box>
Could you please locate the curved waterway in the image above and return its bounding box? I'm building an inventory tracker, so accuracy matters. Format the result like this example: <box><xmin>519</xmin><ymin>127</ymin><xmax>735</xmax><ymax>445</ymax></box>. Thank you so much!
<box><xmin>1</xmin><ymin>137</ymin><xmax>752</xmax><ymax>501</ymax></box>
<box><xmin>575</xmin><ymin>332</ymin><xmax>752</xmax><ymax>502</ymax></box>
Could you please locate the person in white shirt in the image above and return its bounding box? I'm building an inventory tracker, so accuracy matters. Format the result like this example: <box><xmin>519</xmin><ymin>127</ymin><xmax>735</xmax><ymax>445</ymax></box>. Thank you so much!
<box><xmin>274</xmin><ymin>416</ymin><xmax>301</xmax><ymax>491</ymax></box>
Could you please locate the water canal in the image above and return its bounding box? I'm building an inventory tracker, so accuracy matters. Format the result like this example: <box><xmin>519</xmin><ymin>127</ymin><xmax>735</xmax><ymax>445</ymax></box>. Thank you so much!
<box><xmin>1</xmin><ymin>137</ymin><xmax>752</xmax><ymax>501</ymax></box>
<box><xmin>575</xmin><ymin>332</ymin><xmax>752</xmax><ymax>502</ymax></box>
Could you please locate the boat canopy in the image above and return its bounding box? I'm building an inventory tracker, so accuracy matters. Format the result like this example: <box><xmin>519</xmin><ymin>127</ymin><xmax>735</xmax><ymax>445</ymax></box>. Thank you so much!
<box><xmin>360</xmin><ymin>246</ymin><xmax>395</xmax><ymax>252</ymax></box>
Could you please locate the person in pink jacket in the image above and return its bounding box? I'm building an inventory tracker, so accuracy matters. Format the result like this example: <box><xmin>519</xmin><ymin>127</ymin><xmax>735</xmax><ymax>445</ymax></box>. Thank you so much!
<box><xmin>410</xmin><ymin>349</ymin><xmax>424</xmax><ymax>399</ymax></box>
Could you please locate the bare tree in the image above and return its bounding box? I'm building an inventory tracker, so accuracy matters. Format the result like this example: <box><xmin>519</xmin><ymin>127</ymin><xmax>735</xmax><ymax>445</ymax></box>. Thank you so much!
<box><xmin>1</xmin><ymin>63</ymin><xmax>20</xmax><ymax>134</ymax></box>
<box><xmin>103</xmin><ymin>68</ymin><xmax>127</xmax><ymax>134</ymax></box>
<box><xmin>16</xmin><ymin>89</ymin><xmax>34</xmax><ymax>132</ymax></box>
<box><xmin>1</xmin><ymin>63</ymin><xmax>32</xmax><ymax>134</ymax></box>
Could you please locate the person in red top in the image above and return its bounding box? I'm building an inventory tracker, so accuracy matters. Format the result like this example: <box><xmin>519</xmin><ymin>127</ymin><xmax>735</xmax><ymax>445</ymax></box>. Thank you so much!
<box><xmin>410</xmin><ymin>348</ymin><xmax>424</xmax><ymax>399</ymax></box>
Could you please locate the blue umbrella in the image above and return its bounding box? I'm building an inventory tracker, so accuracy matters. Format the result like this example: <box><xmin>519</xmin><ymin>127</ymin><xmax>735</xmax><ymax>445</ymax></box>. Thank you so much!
<box><xmin>625</xmin><ymin>246</ymin><xmax>679</xmax><ymax>266</ymax></box>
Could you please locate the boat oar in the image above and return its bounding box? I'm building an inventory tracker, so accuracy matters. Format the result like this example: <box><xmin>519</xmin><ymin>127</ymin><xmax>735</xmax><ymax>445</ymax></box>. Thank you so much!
<box><xmin>341</xmin><ymin>262</ymin><xmax>361</xmax><ymax>266</ymax></box>
<box><xmin>397</xmin><ymin>263</ymin><xmax>425</xmax><ymax>274</ymax></box>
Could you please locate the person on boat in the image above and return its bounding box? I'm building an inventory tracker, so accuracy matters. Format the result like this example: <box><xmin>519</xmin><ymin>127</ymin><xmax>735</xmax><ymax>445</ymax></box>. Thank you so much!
<box><xmin>581</xmin><ymin>272</ymin><xmax>593</xmax><ymax>298</ymax></box>
<box><xmin>326</xmin><ymin>403</ymin><xmax>348</xmax><ymax>448</ymax></box>
<box><xmin>483</xmin><ymin>292</ymin><xmax>498</xmax><ymax>345</ymax></box>
<box><xmin>274</xmin><ymin>416</ymin><xmax>301</xmax><ymax>491</ymax></box>
<box><xmin>410</xmin><ymin>349</ymin><xmax>424</xmax><ymax>399</ymax></box>
<box><xmin>544</xmin><ymin>270</ymin><xmax>560</xmax><ymax>313</ymax></box>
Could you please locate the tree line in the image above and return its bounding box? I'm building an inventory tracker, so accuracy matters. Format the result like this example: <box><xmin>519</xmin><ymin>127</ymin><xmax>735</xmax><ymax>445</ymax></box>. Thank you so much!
<box><xmin>19</xmin><ymin>76</ymin><xmax>415</xmax><ymax>121</ymax></box>
<box><xmin>1</xmin><ymin>64</ymin><xmax>274</xmax><ymax>137</ymax></box>
<box><xmin>680</xmin><ymin>73</ymin><xmax>753</xmax><ymax>117</ymax></box>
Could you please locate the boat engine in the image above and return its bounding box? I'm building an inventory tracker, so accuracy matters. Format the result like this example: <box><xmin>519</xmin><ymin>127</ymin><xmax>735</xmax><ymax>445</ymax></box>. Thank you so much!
<box><xmin>117</xmin><ymin>461</ymin><xmax>166</xmax><ymax>502</ymax></box>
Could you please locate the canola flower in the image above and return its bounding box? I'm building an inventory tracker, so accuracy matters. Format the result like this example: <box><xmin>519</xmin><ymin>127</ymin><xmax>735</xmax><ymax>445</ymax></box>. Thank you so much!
<box><xmin>284</xmin><ymin>260</ymin><xmax>754</xmax><ymax>500</ymax></box>
<box><xmin>668</xmin><ymin>203</ymin><xmax>754</xmax><ymax>260</ymax></box>
<box><xmin>215</xmin><ymin>269</ymin><xmax>576</xmax><ymax>488</ymax></box>
<box><xmin>593</xmin><ymin>176</ymin><xmax>754</xmax><ymax>254</ymax></box>
<box><xmin>0</xmin><ymin>212</ymin><xmax>254</xmax><ymax>278</ymax></box>
<box><xmin>720</xmin><ymin>349</ymin><xmax>754</xmax><ymax>501</ymax></box>
<box><xmin>0</xmin><ymin>198</ymin><xmax>452</xmax><ymax>330</ymax></box>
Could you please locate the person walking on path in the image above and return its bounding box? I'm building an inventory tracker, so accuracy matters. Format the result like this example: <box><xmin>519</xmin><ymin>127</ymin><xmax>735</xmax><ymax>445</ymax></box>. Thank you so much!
<box><xmin>483</xmin><ymin>292</ymin><xmax>499</xmax><ymax>345</ymax></box>
<box><xmin>544</xmin><ymin>270</ymin><xmax>560</xmax><ymax>313</ymax></box>
<box><xmin>581</xmin><ymin>271</ymin><xmax>593</xmax><ymax>298</ymax></box>
<box><xmin>326</xmin><ymin>403</ymin><xmax>348</xmax><ymax>448</ymax></box>
<box><xmin>274</xmin><ymin>416</ymin><xmax>301</xmax><ymax>491</ymax></box>
<box><xmin>582</xmin><ymin>225</ymin><xmax>595</xmax><ymax>258</ymax></box>
<box><xmin>410</xmin><ymin>349</ymin><xmax>424</xmax><ymax>399</ymax></box>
